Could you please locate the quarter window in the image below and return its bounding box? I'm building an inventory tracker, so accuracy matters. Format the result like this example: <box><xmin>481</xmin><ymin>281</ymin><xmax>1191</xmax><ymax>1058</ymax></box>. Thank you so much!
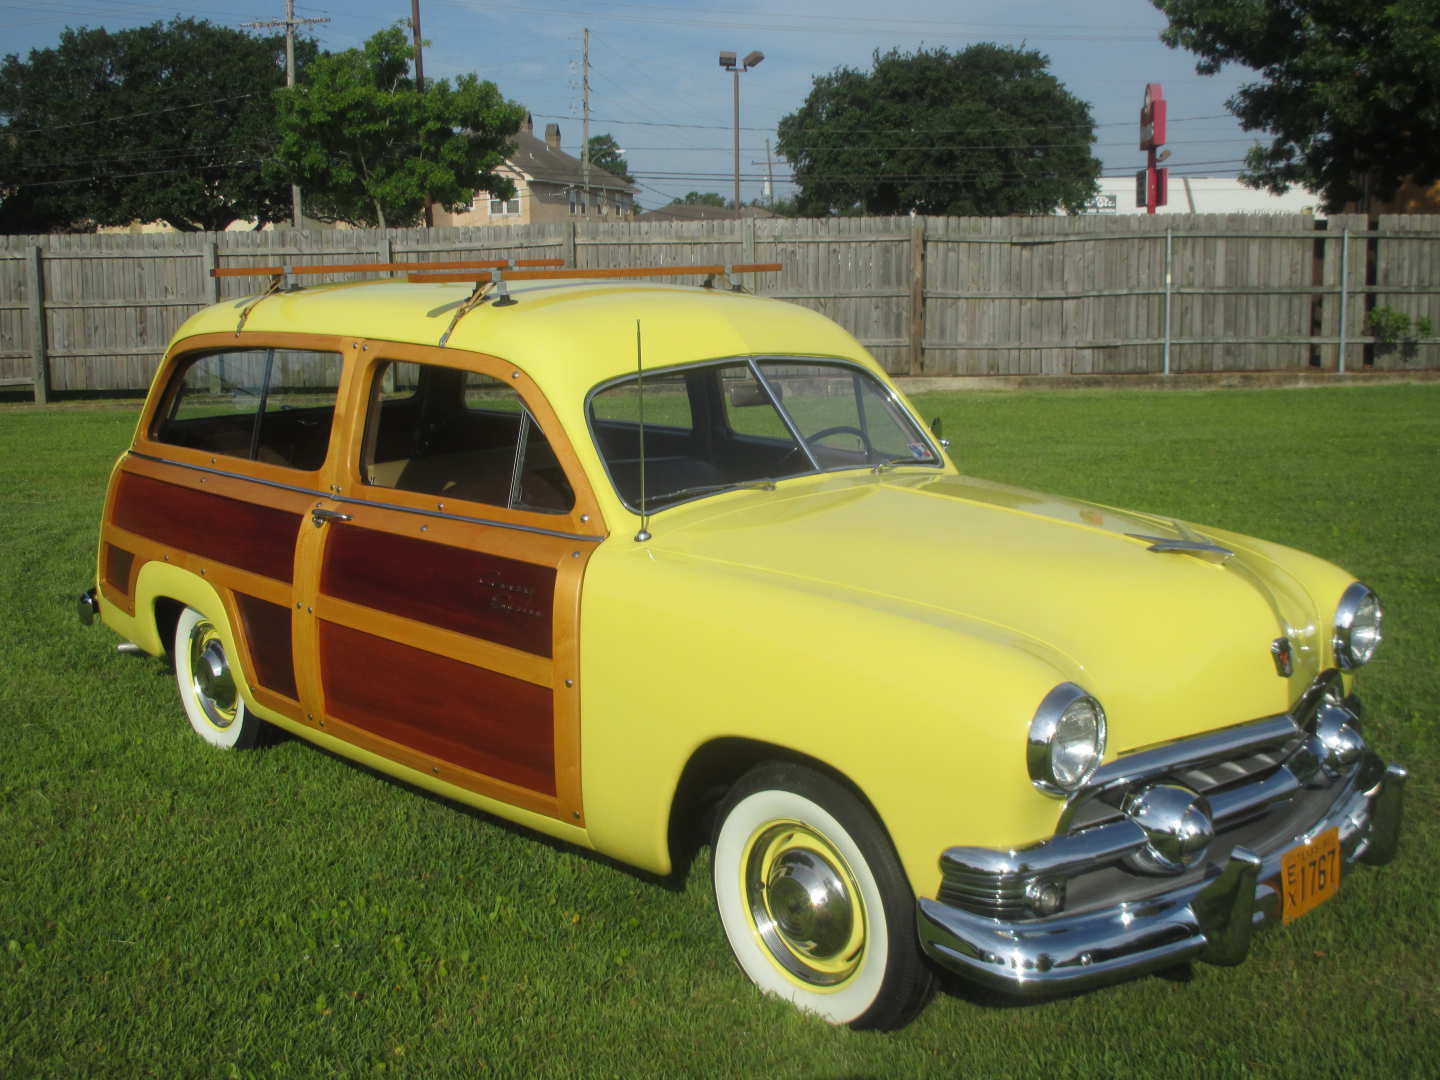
<box><xmin>152</xmin><ymin>347</ymin><xmax>342</xmax><ymax>471</ymax></box>
<box><xmin>363</xmin><ymin>360</ymin><xmax>574</xmax><ymax>514</ymax></box>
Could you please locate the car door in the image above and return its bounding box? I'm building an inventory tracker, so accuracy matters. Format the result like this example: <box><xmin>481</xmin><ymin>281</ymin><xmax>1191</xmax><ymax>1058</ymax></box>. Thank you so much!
<box><xmin>109</xmin><ymin>333</ymin><xmax>348</xmax><ymax>718</ymax></box>
<box><xmin>292</xmin><ymin>341</ymin><xmax>605</xmax><ymax>824</ymax></box>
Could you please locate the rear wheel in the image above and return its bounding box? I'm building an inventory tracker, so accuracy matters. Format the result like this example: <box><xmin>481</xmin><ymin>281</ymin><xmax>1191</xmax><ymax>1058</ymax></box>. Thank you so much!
<box><xmin>711</xmin><ymin>763</ymin><xmax>932</xmax><ymax>1029</ymax></box>
<box><xmin>173</xmin><ymin>605</ymin><xmax>263</xmax><ymax>749</ymax></box>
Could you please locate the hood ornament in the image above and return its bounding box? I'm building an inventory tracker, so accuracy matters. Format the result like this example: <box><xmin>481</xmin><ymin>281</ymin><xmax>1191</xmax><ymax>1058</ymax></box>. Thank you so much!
<box><xmin>1125</xmin><ymin>534</ymin><xmax>1235</xmax><ymax>564</ymax></box>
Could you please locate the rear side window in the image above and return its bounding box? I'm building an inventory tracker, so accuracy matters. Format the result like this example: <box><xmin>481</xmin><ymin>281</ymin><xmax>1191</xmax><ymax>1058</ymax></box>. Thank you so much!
<box><xmin>152</xmin><ymin>347</ymin><xmax>342</xmax><ymax>471</ymax></box>
<box><xmin>362</xmin><ymin>359</ymin><xmax>575</xmax><ymax>514</ymax></box>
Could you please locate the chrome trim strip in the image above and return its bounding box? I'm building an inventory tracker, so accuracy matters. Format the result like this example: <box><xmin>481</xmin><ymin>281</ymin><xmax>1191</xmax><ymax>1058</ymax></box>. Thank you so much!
<box><xmin>1126</xmin><ymin>533</ymin><xmax>1236</xmax><ymax>562</ymax></box>
<box><xmin>126</xmin><ymin>451</ymin><xmax>603</xmax><ymax>544</ymax></box>
<box><xmin>919</xmin><ymin>760</ymin><xmax>1404</xmax><ymax>997</ymax></box>
<box><xmin>128</xmin><ymin>451</ymin><xmax>327</xmax><ymax>499</ymax></box>
<box><xmin>1058</xmin><ymin>713</ymin><xmax>1302</xmax><ymax>832</ymax></box>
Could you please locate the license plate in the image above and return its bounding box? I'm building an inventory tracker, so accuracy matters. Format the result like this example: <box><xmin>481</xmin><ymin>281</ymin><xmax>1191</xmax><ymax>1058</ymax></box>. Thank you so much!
<box><xmin>1281</xmin><ymin>827</ymin><xmax>1341</xmax><ymax>924</ymax></box>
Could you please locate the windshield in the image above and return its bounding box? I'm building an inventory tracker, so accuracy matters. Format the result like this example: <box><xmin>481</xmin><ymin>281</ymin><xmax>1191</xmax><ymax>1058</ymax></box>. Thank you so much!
<box><xmin>588</xmin><ymin>358</ymin><xmax>940</xmax><ymax>511</ymax></box>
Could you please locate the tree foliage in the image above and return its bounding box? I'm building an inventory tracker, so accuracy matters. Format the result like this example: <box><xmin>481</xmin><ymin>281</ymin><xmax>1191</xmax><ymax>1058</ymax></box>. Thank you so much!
<box><xmin>776</xmin><ymin>45</ymin><xmax>1100</xmax><ymax>217</ymax></box>
<box><xmin>0</xmin><ymin>19</ymin><xmax>305</xmax><ymax>233</ymax></box>
<box><xmin>586</xmin><ymin>134</ymin><xmax>632</xmax><ymax>183</ymax></box>
<box><xmin>1152</xmin><ymin>0</ymin><xmax>1440</xmax><ymax>209</ymax></box>
<box><xmin>271</xmin><ymin>26</ymin><xmax>525</xmax><ymax>228</ymax></box>
<box><xmin>671</xmin><ymin>191</ymin><xmax>730</xmax><ymax>207</ymax></box>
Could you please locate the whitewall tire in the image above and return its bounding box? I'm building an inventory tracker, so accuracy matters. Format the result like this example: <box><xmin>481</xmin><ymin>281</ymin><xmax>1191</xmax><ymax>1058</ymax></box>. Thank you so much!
<box><xmin>711</xmin><ymin>763</ymin><xmax>932</xmax><ymax>1029</ymax></box>
<box><xmin>174</xmin><ymin>605</ymin><xmax>262</xmax><ymax>750</ymax></box>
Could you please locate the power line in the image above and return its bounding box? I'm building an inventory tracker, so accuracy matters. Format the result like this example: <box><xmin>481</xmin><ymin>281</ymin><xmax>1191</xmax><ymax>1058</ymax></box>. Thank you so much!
<box><xmin>7</xmin><ymin>92</ymin><xmax>269</xmax><ymax>136</ymax></box>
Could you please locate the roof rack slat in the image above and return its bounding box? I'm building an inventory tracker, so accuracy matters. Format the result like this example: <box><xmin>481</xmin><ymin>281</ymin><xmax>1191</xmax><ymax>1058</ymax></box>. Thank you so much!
<box><xmin>405</xmin><ymin>263</ymin><xmax>782</xmax><ymax>284</ymax></box>
<box><xmin>211</xmin><ymin>259</ymin><xmax>511</xmax><ymax>279</ymax></box>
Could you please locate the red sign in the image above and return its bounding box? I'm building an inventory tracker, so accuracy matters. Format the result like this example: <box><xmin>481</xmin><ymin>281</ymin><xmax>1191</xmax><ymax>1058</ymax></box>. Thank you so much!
<box><xmin>1140</xmin><ymin>83</ymin><xmax>1167</xmax><ymax>151</ymax></box>
<box><xmin>1139</xmin><ymin>83</ymin><xmax>1169</xmax><ymax>214</ymax></box>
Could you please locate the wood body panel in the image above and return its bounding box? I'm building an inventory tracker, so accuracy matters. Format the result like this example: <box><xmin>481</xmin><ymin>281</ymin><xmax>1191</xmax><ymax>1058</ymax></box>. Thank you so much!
<box><xmin>236</xmin><ymin>593</ymin><xmax>298</xmax><ymax>701</ymax></box>
<box><xmin>104</xmin><ymin>543</ymin><xmax>135</xmax><ymax>597</ymax></box>
<box><xmin>111</xmin><ymin>471</ymin><xmax>301</xmax><ymax>583</ymax></box>
<box><xmin>321</xmin><ymin>525</ymin><xmax>556</xmax><ymax>658</ymax></box>
<box><xmin>319</xmin><ymin>621</ymin><xmax>556</xmax><ymax>795</ymax></box>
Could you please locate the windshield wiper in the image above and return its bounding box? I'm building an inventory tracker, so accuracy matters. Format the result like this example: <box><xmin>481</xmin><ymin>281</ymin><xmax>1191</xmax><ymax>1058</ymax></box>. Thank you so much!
<box><xmin>641</xmin><ymin>478</ymin><xmax>778</xmax><ymax>507</ymax></box>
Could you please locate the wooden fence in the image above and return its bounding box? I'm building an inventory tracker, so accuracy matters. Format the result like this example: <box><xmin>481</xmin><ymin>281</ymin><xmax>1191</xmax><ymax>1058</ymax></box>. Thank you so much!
<box><xmin>2</xmin><ymin>214</ymin><xmax>1438</xmax><ymax>401</ymax></box>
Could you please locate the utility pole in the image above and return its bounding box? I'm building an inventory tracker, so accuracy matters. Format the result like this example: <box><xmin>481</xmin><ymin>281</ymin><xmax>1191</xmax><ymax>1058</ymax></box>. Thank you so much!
<box><xmin>750</xmin><ymin>138</ymin><xmax>775</xmax><ymax>207</ymax></box>
<box><xmin>411</xmin><ymin>0</ymin><xmax>433</xmax><ymax>227</ymax></box>
<box><xmin>247</xmin><ymin>1</ymin><xmax>328</xmax><ymax>229</ymax></box>
<box><xmin>581</xmin><ymin>28</ymin><xmax>591</xmax><ymax>210</ymax></box>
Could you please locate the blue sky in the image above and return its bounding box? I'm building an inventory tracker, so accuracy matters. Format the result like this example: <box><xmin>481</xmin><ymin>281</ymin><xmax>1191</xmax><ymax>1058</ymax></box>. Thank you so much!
<box><xmin>2</xmin><ymin>0</ymin><xmax>1263</xmax><ymax>210</ymax></box>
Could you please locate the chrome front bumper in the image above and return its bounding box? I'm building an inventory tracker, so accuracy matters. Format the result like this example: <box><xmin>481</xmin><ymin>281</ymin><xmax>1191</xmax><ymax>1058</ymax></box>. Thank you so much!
<box><xmin>918</xmin><ymin>756</ymin><xmax>1406</xmax><ymax>998</ymax></box>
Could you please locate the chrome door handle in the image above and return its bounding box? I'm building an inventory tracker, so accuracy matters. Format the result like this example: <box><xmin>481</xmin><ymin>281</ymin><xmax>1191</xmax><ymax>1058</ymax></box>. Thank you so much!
<box><xmin>311</xmin><ymin>507</ymin><xmax>353</xmax><ymax>528</ymax></box>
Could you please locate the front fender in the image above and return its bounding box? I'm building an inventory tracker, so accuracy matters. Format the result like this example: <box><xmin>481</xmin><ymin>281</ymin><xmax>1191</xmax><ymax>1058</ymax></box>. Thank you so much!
<box><xmin>578</xmin><ymin>544</ymin><xmax>1073</xmax><ymax>900</ymax></box>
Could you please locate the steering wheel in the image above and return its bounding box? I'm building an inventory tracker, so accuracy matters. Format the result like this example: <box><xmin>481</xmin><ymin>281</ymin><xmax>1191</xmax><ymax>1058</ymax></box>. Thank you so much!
<box><xmin>805</xmin><ymin>424</ymin><xmax>875</xmax><ymax>458</ymax></box>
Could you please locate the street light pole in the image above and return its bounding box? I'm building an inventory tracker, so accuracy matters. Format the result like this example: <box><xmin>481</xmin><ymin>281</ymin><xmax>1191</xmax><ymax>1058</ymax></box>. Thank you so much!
<box><xmin>719</xmin><ymin>50</ymin><xmax>763</xmax><ymax>212</ymax></box>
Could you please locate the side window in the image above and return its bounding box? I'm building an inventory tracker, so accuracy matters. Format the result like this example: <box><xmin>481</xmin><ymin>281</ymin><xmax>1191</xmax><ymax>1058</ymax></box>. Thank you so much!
<box><xmin>363</xmin><ymin>359</ymin><xmax>575</xmax><ymax>514</ymax></box>
<box><xmin>152</xmin><ymin>347</ymin><xmax>342</xmax><ymax>471</ymax></box>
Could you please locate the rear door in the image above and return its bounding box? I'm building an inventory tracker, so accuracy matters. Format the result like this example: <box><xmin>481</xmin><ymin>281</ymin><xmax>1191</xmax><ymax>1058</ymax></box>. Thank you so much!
<box><xmin>293</xmin><ymin>342</ymin><xmax>605</xmax><ymax>824</ymax></box>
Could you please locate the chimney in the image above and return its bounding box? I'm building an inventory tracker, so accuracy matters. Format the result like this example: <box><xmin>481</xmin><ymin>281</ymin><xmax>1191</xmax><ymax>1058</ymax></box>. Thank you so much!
<box><xmin>545</xmin><ymin>123</ymin><xmax>561</xmax><ymax>151</ymax></box>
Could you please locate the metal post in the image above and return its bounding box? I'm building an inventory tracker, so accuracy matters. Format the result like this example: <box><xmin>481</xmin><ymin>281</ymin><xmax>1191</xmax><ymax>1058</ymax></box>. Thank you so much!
<box><xmin>25</xmin><ymin>245</ymin><xmax>49</xmax><ymax>404</ymax></box>
<box><xmin>1163</xmin><ymin>228</ymin><xmax>1173</xmax><ymax>376</ymax></box>
<box><xmin>732</xmin><ymin>68</ymin><xmax>741</xmax><ymax>213</ymax></box>
<box><xmin>581</xmin><ymin>28</ymin><xmax>591</xmax><ymax>209</ymax></box>
<box><xmin>1338</xmin><ymin>227</ymin><xmax>1351</xmax><ymax>374</ymax></box>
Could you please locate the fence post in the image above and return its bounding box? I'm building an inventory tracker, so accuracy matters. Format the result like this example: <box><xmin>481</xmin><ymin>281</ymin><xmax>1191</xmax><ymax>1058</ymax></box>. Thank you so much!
<box><xmin>742</xmin><ymin>217</ymin><xmax>757</xmax><ymax>266</ymax></box>
<box><xmin>1337</xmin><ymin>227</ymin><xmax>1351</xmax><ymax>374</ymax></box>
<box><xmin>377</xmin><ymin>232</ymin><xmax>393</xmax><ymax>267</ymax></box>
<box><xmin>910</xmin><ymin>218</ymin><xmax>927</xmax><ymax>376</ymax></box>
<box><xmin>563</xmin><ymin>221</ymin><xmax>578</xmax><ymax>268</ymax></box>
<box><xmin>25</xmin><ymin>245</ymin><xmax>50</xmax><ymax>404</ymax></box>
<box><xmin>1163</xmin><ymin>228</ymin><xmax>1174</xmax><ymax>376</ymax></box>
<box><xmin>201</xmin><ymin>242</ymin><xmax>220</xmax><ymax>304</ymax></box>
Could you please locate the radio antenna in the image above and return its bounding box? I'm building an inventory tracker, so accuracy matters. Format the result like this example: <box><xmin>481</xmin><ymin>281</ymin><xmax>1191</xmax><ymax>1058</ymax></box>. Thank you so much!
<box><xmin>634</xmin><ymin>319</ymin><xmax>651</xmax><ymax>542</ymax></box>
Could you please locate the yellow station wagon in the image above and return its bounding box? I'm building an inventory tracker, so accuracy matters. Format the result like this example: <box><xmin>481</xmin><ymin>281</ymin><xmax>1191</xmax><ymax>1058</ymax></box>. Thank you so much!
<box><xmin>81</xmin><ymin>260</ymin><xmax>1406</xmax><ymax>1029</ymax></box>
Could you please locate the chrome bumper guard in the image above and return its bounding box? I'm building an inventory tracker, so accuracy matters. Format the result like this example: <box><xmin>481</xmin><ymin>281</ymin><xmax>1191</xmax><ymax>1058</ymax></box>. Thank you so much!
<box><xmin>918</xmin><ymin>682</ymin><xmax>1406</xmax><ymax>997</ymax></box>
<box><xmin>78</xmin><ymin>587</ymin><xmax>99</xmax><ymax>626</ymax></box>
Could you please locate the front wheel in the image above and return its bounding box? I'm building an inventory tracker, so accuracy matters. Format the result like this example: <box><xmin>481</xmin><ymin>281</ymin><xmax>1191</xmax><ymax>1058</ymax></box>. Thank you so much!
<box><xmin>173</xmin><ymin>605</ymin><xmax>263</xmax><ymax>749</ymax></box>
<box><xmin>711</xmin><ymin>763</ymin><xmax>932</xmax><ymax>1029</ymax></box>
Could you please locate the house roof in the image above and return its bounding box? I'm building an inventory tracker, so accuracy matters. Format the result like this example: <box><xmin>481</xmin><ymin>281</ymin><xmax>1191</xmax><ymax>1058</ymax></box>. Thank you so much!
<box><xmin>508</xmin><ymin>116</ymin><xmax>635</xmax><ymax>195</ymax></box>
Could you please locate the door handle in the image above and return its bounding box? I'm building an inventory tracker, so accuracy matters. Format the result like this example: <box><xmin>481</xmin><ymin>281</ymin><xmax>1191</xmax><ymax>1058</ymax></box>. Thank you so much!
<box><xmin>311</xmin><ymin>507</ymin><xmax>353</xmax><ymax>528</ymax></box>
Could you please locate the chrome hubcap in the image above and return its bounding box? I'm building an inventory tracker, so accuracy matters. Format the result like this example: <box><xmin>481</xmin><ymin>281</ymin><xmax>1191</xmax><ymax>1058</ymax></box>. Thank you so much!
<box><xmin>744</xmin><ymin>823</ymin><xmax>864</xmax><ymax>986</ymax></box>
<box><xmin>189</xmin><ymin>623</ymin><xmax>237</xmax><ymax>729</ymax></box>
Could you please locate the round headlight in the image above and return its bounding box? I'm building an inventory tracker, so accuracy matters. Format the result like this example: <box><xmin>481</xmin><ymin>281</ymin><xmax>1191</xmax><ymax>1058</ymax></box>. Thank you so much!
<box><xmin>1028</xmin><ymin>683</ymin><xmax>1107</xmax><ymax>796</ymax></box>
<box><xmin>1333</xmin><ymin>582</ymin><xmax>1383</xmax><ymax>670</ymax></box>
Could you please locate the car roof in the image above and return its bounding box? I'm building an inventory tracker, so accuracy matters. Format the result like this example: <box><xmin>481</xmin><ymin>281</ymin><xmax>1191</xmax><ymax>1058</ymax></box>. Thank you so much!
<box><xmin>170</xmin><ymin>277</ymin><xmax>877</xmax><ymax>405</ymax></box>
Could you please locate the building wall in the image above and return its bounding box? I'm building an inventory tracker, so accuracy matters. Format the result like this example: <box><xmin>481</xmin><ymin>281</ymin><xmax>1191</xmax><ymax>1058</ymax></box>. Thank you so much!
<box><xmin>1078</xmin><ymin>176</ymin><xmax>1323</xmax><ymax>216</ymax></box>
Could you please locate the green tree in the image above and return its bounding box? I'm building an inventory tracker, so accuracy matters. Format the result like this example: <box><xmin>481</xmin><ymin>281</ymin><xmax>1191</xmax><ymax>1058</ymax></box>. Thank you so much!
<box><xmin>777</xmin><ymin>45</ymin><xmax>1100</xmax><ymax>217</ymax></box>
<box><xmin>1152</xmin><ymin>0</ymin><xmax>1440</xmax><ymax>210</ymax></box>
<box><xmin>586</xmin><ymin>134</ymin><xmax>632</xmax><ymax>183</ymax></box>
<box><xmin>271</xmin><ymin>25</ymin><xmax>525</xmax><ymax>228</ymax></box>
<box><xmin>0</xmin><ymin>19</ymin><xmax>306</xmax><ymax>232</ymax></box>
<box><xmin>673</xmin><ymin>192</ymin><xmax>730</xmax><ymax>207</ymax></box>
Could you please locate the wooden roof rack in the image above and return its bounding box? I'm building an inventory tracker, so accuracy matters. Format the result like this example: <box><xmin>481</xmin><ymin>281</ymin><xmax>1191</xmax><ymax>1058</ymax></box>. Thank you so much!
<box><xmin>427</xmin><ymin>262</ymin><xmax>784</xmax><ymax>347</ymax></box>
<box><xmin>213</xmin><ymin>258</ymin><xmax>567</xmax><ymax>333</ymax></box>
<box><xmin>211</xmin><ymin>256</ymin><xmax>566</xmax><ymax>280</ymax></box>
<box><xmin>407</xmin><ymin>263</ymin><xmax>782</xmax><ymax>285</ymax></box>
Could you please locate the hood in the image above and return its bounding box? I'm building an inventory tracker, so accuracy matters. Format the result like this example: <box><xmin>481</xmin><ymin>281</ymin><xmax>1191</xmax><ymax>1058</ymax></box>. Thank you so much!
<box><xmin>651</xmin><ymin>471</ymin><xmax>1322</xmax><ymax>754</ymax></box>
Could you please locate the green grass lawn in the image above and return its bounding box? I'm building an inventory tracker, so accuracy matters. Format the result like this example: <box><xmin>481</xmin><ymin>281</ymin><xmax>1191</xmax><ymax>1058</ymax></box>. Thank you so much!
<box><xmin>2</xmin><ymin>386</ymin><xmax>1436</xmax><ymax>1078</ymax></box>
